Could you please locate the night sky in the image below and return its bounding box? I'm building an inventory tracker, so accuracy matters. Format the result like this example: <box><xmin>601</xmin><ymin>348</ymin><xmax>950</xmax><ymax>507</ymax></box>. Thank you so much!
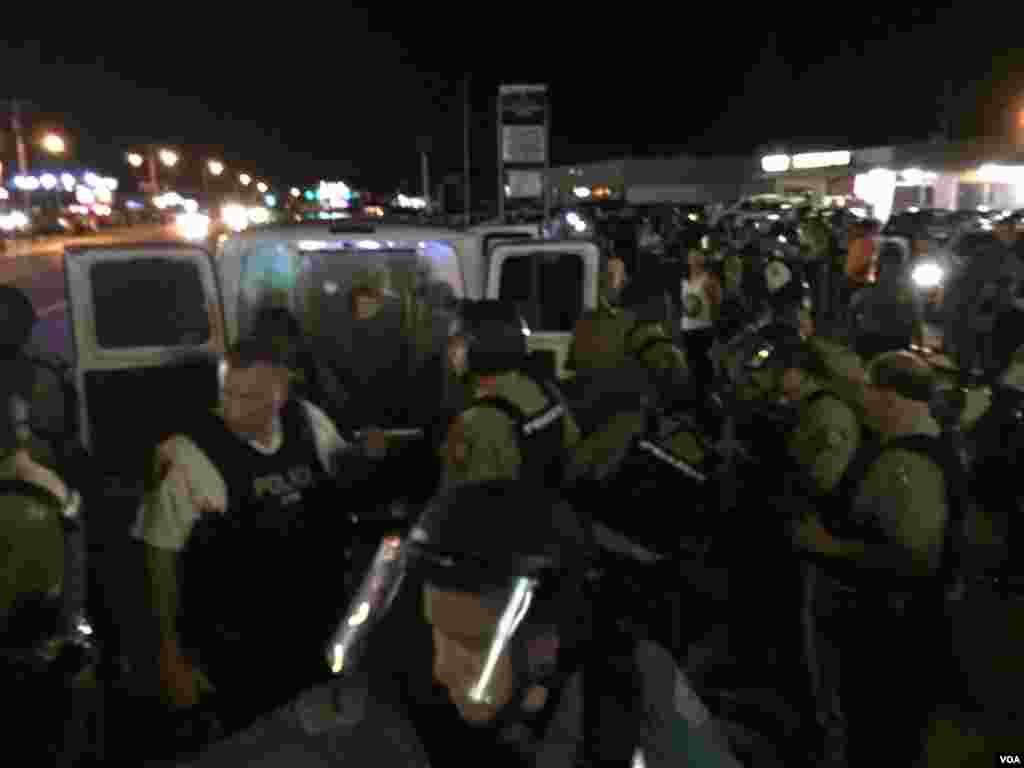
<box><xmin>2</xmin><ymin>7</ymin><xmax>1021</xmax><ymax>201</ymax></box>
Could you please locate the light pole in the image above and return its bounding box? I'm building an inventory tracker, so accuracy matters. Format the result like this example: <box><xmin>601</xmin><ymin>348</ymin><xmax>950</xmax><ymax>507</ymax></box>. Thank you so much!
<box><xmin>205</xmin><ymin>159</ymin><xmax>224</xmax><ymax>197</ymax></box>
<box><xmin>158</xmin><ymin>149</ymin><xmax>178</xmax><ymax>193</ymax></box>
<box><xmin>40</xmin><ymin>133</ymin><xmax>67</xmax><ymax>212</ymax></box>
<box><xmin>8</xmin><ymin>100</ymin><xmax>30</xmax><ymax>208</ymax></box>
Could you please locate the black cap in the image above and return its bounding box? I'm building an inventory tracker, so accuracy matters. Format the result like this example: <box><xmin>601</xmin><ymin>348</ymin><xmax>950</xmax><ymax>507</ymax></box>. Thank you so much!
<box><xmin>867</xmin><ymin>350</ymin><xmax>936</xmax><ymax>403</ymax></box>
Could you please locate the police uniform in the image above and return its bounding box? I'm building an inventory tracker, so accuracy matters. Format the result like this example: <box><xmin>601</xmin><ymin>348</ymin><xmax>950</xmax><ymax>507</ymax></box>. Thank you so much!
<box><xmin>564</xmin><ymin>298</ymin><xmax>687</xmax><ymax>482</ymax></box>
<box><xmin>806</xmin><ymin>396</ymin><xmax>951</xmax><ymax>767</ymax></box>
<box><xmin>787</xmin><ymin>378</ymin><xmax>862</xmax><ymax>497</ymax></box>
<box><xmin>133</xmin><ymin>399</ymin><xmax>350</xmax><ymax>725</ymax></box>
<box><xmin>1</xmin><ymin>460</ymin><xmax>99</xmax><ymax>765</ymax></box>
<box><xmin>441</xmin><ymin>370</ymin><xmax>580</xmax><ymax>492</ymax></box>
<box><xmin>0</xmin><ymin>473</ymin><xmax>65</xmax><ymax>641</ymax></box>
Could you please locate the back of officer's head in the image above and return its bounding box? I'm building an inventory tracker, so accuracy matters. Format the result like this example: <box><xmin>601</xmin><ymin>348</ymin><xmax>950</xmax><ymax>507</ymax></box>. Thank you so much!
<box><xmin>771</xmin><ymin>335</ymin><xmax>830</xmax><ymax>402</ymax></box>
<box><xmin>461</xmin><ymin>301</ymin><xmax>529</xmax><ymax>377</ymax></box>
<box><xmin>220</xmin><ymin>337</ymin><xmax>292</xmax><ymax>439</ymax></box>
<box><xmin>864</xmin><ymin>350</ymin><xmax>936</xmax><ymax>434</ymax></box>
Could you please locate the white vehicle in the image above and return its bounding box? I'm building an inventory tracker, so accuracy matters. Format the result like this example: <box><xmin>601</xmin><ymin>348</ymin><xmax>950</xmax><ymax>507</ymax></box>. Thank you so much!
<box><xmin>467</xmin><ymin>221</ymin><xmax>542</xmax><ymax>256</ymax></box>
<box><xmin>63</xmin><ymin>220</ymin><xmax>600</xmax><ymax>461</ymax></box>
<box><xmin>722</xmin><ymin>194</ymin><xmax>810</xmax><ymax>229</ymax></box>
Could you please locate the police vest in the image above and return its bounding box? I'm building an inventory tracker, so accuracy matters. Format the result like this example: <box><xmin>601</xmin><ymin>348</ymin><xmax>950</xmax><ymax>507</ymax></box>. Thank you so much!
<box><xmin>807</xmin><ymin>391</ymin><xmax>969</xmax><ymax>598</ymax></box>
<box><xmin>179</xmin><ymin>399</ymin><xmax>338</xmax><ymax>655</ymax></box>
<box><xmin>0</xmin><ymin>479</ymin><xmax>67</xmax><ymax>650</ymax></box>
<box><xmin>471</xmin><ymin>376</ymin><xmax>569</xmax><ymax>490</ymax></box>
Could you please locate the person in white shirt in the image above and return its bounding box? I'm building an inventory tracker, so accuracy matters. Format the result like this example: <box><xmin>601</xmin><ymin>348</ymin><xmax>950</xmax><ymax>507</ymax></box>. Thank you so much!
<box><xmin>680</xmin><ymin>248</ymin><xmax>722</xmax><ymax>420</ymax></box>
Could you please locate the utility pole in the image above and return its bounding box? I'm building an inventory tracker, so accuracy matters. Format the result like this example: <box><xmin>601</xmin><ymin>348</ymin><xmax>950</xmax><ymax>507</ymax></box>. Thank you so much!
<box><xmin>416</xmin><ymin>136</ymin><xmax>431</xmax><ymax>208</ymax></box>
<box><xmin>421</xmin><ymin>151</ymin><xmax>430</xmax><ymax>204</ymax></box>
<box><xmin>9</xmin><ymin>99</ymin><xmax>30</xmax><ymax>208</ymax></box>
<box><xmin>464</xmin><ymin>73</ymin><xmax>471</xmax><ymax>227</ymax></box>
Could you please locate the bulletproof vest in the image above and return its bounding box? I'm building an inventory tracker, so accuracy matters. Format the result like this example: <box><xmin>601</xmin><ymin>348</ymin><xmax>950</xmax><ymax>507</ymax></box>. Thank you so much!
<box><xmin>179</xmin><ymin>399</ymin><xmax>336</xmax><ymax>649</ymax></box>
<box><xmin>812</xmin><ymin>401</ymin><xmax>969</xmax><ymax>596</ymax></box>
<box><xmin>0</xmin><ymin>479</ymin><xmax>66</xmax><ymax>650</ymax></box>
<box><xmin>471</xmin><ymin>375</ymin><xmax>569</xmax><ymax>490</ymax></box>
<box><xmin>804</xmin><ymin>388</ymin><xmax>880</xmax><ymax>540</ymax></box>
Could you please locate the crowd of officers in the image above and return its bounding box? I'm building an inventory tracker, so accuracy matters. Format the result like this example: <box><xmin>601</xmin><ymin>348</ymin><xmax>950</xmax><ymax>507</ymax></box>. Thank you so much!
<box><xmin>1</xmin><ymin>204</ymin><xmax>1023</xmax><ymax>766</ymax></box>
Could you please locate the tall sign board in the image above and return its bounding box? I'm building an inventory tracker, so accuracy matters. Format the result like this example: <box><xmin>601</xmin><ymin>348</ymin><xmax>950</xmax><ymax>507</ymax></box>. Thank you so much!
<box><xmin>498</xmin><ymin>84</ymin><xmax>549</xmax><ymax>220</ymax></box>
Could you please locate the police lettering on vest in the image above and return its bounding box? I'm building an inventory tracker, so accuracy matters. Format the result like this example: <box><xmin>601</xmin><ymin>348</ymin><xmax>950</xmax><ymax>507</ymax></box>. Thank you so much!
<box><xmin>178</xmin><ymin>398</ymin><xmax>339</xmax><ymax>680</ymax></box>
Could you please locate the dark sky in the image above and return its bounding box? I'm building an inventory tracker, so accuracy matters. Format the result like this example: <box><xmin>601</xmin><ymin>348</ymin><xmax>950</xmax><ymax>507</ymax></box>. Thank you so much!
<box><xmin>2</xmin><ymin>7</ymin><xmax>1021</xmax><ymax>201</ymax></box>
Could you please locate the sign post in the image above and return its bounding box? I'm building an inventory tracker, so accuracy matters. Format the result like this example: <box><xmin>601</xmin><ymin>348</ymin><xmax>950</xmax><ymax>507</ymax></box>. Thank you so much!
<box><xmin>498</xmin><ymin>84</ymin><xmax>548</xmax><ymax>221</ymax></box>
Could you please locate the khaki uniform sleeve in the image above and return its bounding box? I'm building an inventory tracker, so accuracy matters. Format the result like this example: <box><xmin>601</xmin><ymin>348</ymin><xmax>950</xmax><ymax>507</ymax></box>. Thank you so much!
<box><xmin>569</xmin><ymin>411</ymin><xmax>644</xmax><ymax>481</ymax></box>
<box><xmin>440</xmin><ymin>406</ymin><xmax>522</xmax><ymax>491</ymax></box>
<box><xmin>788</xmin><ymin>396</ymin><xmax>860</xmax><ymax>495</ymax></box>
<box><xmin>858</xmin><ymin>449</ymin><xmax>948</xmax><ymax>569</ymax></box>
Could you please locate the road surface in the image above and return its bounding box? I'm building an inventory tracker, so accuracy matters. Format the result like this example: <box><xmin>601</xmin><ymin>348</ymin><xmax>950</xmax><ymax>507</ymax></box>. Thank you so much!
<box><xmin>2</xmin><ymin>224</ymin><xmax>184</xmax><ymax>361</ymax></box>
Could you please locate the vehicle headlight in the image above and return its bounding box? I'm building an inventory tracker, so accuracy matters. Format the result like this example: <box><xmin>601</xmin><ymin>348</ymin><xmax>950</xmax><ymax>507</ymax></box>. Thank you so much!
<box><xmin>221</xmin><ymin>204</ymin><xmax>250</xmax><ymax>232</ymax></box>
<box><xmin>911</xmin><ymin>262</ymin><xmax>944</xmax><ymax>289</ymax></box>
<box><xmin>176</xmin><ymin>212</ymin><xmax>211</xmax><ymax>241</ymax></box>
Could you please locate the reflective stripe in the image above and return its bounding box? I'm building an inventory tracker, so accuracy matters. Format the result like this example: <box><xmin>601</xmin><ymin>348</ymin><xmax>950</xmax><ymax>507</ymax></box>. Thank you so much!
<box><xmin>637</xmin><ymin>440</ymin><xmax>707</xmax><ymax>484</ymax></box>
<box><xmin>523</xmin><ymin>404</ymin><xmax>565</xmax><ymax>436</ymax></box>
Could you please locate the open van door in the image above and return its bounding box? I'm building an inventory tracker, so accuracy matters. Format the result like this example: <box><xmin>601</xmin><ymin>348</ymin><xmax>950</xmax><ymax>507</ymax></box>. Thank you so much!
<box><xmin>486</xmin><ymin>240</ymin><xmax>600</xmax><ymax>380</ymax></box>
<box><xmin>64</xmin><ymin>243</ymin><xmax>225</xmax><ymax>482</ymax></box>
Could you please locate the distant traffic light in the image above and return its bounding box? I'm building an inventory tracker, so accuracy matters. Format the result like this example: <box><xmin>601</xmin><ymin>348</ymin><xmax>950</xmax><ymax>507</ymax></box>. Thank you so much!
<box><xmin>304</xmin><ymin>190</ymin><xmax>315</xmax><ymax>201</ymax></box>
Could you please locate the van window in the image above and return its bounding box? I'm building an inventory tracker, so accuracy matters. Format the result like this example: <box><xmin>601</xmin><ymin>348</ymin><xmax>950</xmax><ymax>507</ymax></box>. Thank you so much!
<box><xmin>91</xmin><ymin>259</ymin><xmax>210</xmax><ymax>348</ymax></box>
<box><xmin>498</xmin><ymin>251</ymin><xmax>584</xmax><ymax>332</ymax></box>
<box><xmin>237</xmin><ymin>245</ymin><xmax>301</xmax><ymax>336</ymax></box>
<box><xmin>483</xmin><ymin>232</ymin><xmax>533</xmax><ymax>256</ymax></box>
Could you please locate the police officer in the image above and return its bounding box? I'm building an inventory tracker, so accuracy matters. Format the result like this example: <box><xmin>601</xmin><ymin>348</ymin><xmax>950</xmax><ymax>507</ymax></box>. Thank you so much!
<box><xmin>133</xmin><ymin>337</ymin><xmax>379</xmax><ymax>735</ymax></box>
<box><xmin>790</xmin><ymin>350</ymin><xmax>954</xmax><ymax>767</ymax></box>
<box><xmin>441</xmin><ymin>307</ymin><xmax>580</xmax><ymax>492</ymax></box>
<box><xmin>848</xmin><ymin>241</ymin><xmax>924</xmax><ymax>361</ymax></box>
<box><xmin>326</xmin><ymin>479</ymin><xmax>743</xmax><ymax>767</ymax></box>
<box><xmin>621</xmin><ymin>282</ymin><xmax>693</xmax><ymax>414</ymax></box>
<box><xmin>1</xmin><ymin>356</ymin><xmax>96</xmax><ymax>765</ymax></box>
<box><xmin>990</xmin><ymin>216</ymin><xmax>1024</xmax><ymax>372</ymax></box>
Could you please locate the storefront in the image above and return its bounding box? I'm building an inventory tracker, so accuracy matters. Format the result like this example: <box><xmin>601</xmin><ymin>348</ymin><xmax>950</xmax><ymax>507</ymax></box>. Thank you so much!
<box><xmin>546</xmin><ymin>155</ymin><xmax>767</xmax><ymax>209</ymax></box>
<box><xmin>758</xmin><ymin>138</ymin><xmax>1024</xmax><ymax>222</ymax></box>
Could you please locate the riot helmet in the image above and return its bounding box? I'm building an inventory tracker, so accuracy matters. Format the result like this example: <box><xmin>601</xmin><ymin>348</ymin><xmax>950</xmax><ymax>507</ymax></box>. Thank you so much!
<box><xmin>327</xmin><ymin>480</ymin><xmax>592</xmax><ymax>720</ymax></box>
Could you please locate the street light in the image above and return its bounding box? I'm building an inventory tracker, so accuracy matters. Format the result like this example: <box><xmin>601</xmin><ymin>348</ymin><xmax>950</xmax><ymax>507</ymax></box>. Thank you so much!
<box><xmin>239</xmin><ymin>173</ymin><xmax>252</xmax><ymax>186</ymax></box>
<box><xmin>257</xmin><ymin>182</ymin><xmax>268</xmax><ymax>194</ymax></box>
<box><xmin>208</xmin><ymin>160</ymin><xmax>224</xmax><ymax>176</ymax></box>
<box><xmin>41</xmin><ymin>133</ymin><xmax>66</xmax><ymax>155</ymax></box>
<box><xmin>290</xmin><ymin>187</ymin><xmax>301</xmax><ymax>198</ymax></box>
<box><xmin>127</xmin><ymin>153</ymin><xmax>144</xmax><ymax>168</ymax></box>
<box><xmin>159</xmin><ymin>149</ymin><xmax>179</xmax><ymax>168</ymax></box>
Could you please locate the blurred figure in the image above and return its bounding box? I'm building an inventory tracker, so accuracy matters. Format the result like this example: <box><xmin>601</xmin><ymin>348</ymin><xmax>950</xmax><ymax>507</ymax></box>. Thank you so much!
<box><xmin>250</xmin><ymin>305</ymin><xmax>348</xmax><ymax>426</ymax></box>
<box><xmin>679</xmin><ymin>247</ymin><xmax>722</xmax><ymax>424</ymax></box>
<box><xmin>944</xmin><ymin>231</ymin><xmax>1023</xmax><ymax>380</ymax></box>
<box><xmin>848</xmin><ymin>241</ymin><xmax>924</xmax><ymax>360</ymax></box>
